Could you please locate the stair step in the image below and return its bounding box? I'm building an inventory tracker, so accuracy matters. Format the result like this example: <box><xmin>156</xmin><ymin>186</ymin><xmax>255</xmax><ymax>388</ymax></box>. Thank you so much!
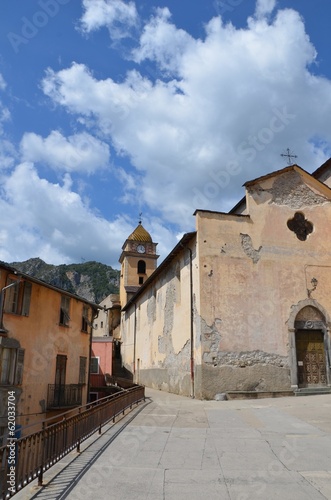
<box><xmin>295</xmin><ymin>387</ymin><xmax>331</xmax><ymax>396</ymax></box>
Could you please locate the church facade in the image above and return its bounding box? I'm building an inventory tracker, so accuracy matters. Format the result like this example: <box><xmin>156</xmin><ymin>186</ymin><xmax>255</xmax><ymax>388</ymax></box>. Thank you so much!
<box><xmin>119</xmin><ymin>160</ymin><xmax>331</xmax><ymax>399</ymax></box>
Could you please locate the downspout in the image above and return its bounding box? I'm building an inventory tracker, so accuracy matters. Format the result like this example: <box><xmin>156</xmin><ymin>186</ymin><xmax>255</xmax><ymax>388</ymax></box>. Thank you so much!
<box><xmin>180</xmin><ymin>243</ymin><xmax>194</xmax><ymax>398</ymax></box>
<box><xmin>188</xmin><ymin>247</ymin><xmax>195</xmax><ymax>399</ymax></box>
<box><xmin>133</xmin><ymin>303</ymin><xmax>137</xmax><ymax>381</ymax></box>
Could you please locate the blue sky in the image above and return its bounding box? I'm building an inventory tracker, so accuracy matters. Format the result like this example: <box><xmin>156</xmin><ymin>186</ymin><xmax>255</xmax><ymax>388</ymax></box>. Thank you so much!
<box><xmin>0</xmin><ymin>0</ymin><xmax>331</xmax><ymax>268</ymax></box>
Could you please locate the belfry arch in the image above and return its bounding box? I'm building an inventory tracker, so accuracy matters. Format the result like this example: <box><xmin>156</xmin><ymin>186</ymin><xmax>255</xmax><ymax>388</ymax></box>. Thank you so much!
<box><xmin>288</xmin><ymin>299</ymin><xmax>331</xmax><ymax>388</ymax></box>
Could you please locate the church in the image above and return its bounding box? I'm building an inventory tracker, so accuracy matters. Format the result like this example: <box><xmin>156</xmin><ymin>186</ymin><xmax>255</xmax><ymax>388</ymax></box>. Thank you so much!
<box><xmin>116</xmin><ymin>158</ymin><xmax>331</xmax><ymax>399</ymax></box>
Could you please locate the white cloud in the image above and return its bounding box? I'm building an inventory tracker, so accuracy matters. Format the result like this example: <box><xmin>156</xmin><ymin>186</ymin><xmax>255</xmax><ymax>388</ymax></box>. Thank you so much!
<box><xmin>255</xmin><ymin>0</ymin><xmax>276</xmax><ymax>19</ymax></box>
<box><xmin>132</xmin><ymin>7</ymin><xmax>194</xmax><ymax>74</ymax></box>
<box><xmin>42</xmin><ymin>3</ymin><xmax>331</xmax><ymax>229</ymax></box>
<box><xmin>80</xmin><ymin>0</ymin><xmax>138</xmax><ymax>39</ymax></box>
<box><xmin>20</xmin><ymin>130</ymin><xmax>110</xmax><ymax>174</ymax></box>
<box><xmin>0</xmin><ymin>162</ymin><xmax>137</xmax><ymax>266</ymax></box>
<box><xmin>0</xmin><ymin>74</ymin><xmax>7</xmax><ymax>91</ymax></box>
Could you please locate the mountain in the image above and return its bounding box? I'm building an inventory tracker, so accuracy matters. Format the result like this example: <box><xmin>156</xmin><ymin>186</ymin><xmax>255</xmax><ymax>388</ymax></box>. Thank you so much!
<box><xmin>7</xmin><ymin>258</ymin><xmax>120</xmax><ymax>304</ymax></box>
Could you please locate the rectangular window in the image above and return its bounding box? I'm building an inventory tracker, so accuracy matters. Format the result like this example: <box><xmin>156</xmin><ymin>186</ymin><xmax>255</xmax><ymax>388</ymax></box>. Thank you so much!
<box><xmin>15</xmin><ymin>349</ymin><xmax>25</xmax><ymax>385</ymax></box>
<box><xmin>0</xmin><ymin>347</ymin><xmax>17</xmax><ymax>385</ymax></box>
<box><xmin>90</xmin><ymin>357</ymin><xmax>99</xmax><ymax>374</ymax></box>
<box><xmin>55</xmin><ymin>354</ymin><xmax>67</xmax><ymax>387</ymax></box>
<box><xmin>79</xmin><ymin>356</ymin><xmax>87</xmax><ymax>384</ymax></box>
<box><xmin>3</xmin><ymin>279</ymin><xmax>32</xmax><ymax>316</ymax></box>
<box><xmin>82</xmin><ymin>305</ymin><xmax>89</xmax><ymax>332</ymax></box>
<box><xmin>59</xmin><ymin>296</ymin><xmax>70</xmax><ymax>326</ymax></box>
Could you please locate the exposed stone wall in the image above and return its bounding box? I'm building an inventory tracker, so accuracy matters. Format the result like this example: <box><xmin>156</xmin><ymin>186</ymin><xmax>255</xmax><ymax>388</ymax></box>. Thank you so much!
<box><xmin>248</xmin><ymin>170</ymin><xmax>328</xmax><ymax>209</ymax></box>
<box><xmin>201</xmin><ymin>363</ymin><xmax>291</xmax><ymax>400</ymax></box>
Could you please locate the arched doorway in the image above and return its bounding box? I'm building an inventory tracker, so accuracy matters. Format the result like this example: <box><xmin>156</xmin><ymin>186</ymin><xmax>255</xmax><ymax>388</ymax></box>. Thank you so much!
<box><xmin>288</xmin><ymin>301</ymin><xmax>331</xmax><ymax>388</ymax></box>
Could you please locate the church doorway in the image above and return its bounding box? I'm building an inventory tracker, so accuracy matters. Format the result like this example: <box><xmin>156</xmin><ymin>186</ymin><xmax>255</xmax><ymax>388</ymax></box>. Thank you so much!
<box><xmin>289</xmin><ymin>302</ymin><xmax>331</xmax><ymax>389</ymax></box>
<box><xmin>295</xmin><ymin>329</ymin><xmax>327</xmax><ymax>387</ymax></box>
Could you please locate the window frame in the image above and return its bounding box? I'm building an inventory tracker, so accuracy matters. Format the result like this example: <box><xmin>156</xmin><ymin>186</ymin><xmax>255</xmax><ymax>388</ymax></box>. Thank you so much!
<box><xmin>59</xmin><ymin>296</ymin><xmax>71</xmax><ymax>326</ymax></box>
<box><xmin>90</xmin><ymin>356</ymin><xmax>100</xmax><ymax>374</ymax></box>
<box><xmin>79</xmin><ymin>356</ymin><xmax>87</xmax><ymax>385</ymax></box>
<box><xmin>3</xmin><ymin>279</ymin><xmax>32</xmax><ymax>316</ymax></box>
<box><xmin>81</xmin><ymin>305</ymin><xmax>89</xmax><ymax>333</ymax></box>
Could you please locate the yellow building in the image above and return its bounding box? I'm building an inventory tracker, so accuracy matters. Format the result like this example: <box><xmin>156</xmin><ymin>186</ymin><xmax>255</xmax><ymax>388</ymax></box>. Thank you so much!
<box><xmin>0</xmin><ymin>263</ymin><xmax>99</xmax><ymax>441</ymax></box>
<box><xmin>119</xmin><ymin>159</ymin><xmax>331</xmax><ymax>399</ymax></box>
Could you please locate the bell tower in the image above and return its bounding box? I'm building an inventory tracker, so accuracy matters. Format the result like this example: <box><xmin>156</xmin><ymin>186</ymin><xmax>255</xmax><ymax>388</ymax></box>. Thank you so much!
<box><xmin>119</xmin><ymin>222</ymin><xmax>159</xmax><ymax>306</ymax></box>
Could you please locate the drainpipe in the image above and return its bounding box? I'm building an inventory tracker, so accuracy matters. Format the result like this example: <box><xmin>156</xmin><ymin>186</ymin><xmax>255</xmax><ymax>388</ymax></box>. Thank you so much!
<box><xmin>180</xmin><ymin>243</ymin><xmax>194</xmax><ymax>398</ymax></box>
<box><xmin>188</xmin><ymin>247</ymin><xmax>195</xmax><ymax>399</ymax></box>
<box><xmin>133</xmin><ymin>303</ymin><xmax>137</xmax><ymax>381</ymax></box>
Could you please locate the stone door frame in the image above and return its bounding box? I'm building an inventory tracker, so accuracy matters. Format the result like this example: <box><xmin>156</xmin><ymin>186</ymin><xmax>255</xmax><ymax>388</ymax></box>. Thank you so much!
<box><xmin>288</xmin><ymin>299</ymin><xmax>331</xmax><ymax>389</ymax></box>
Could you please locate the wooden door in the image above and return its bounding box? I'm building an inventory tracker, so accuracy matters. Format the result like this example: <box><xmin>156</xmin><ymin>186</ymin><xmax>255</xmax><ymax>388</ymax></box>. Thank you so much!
<box><xmin>296</xmin><ymin>330</ymin><xmax>326</xmax><ymax>387</ymax></box>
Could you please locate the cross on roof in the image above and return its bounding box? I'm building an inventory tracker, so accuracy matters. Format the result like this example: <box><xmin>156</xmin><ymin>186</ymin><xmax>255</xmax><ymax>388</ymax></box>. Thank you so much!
<box><xmin>281</xmin><ymin>148</ymin><xmax>298</xmax><ymax>166</ymax></box>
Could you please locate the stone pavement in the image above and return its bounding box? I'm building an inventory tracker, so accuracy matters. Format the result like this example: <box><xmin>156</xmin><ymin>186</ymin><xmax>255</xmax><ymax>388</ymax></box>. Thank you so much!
<box><xmin>15</xmin><ymin>389</ymin><xmax>331</xmax><ymax>499</ymax></box>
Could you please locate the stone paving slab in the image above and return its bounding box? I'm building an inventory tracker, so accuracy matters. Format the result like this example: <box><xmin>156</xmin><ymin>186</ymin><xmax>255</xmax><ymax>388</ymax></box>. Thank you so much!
<box><xmin>13</xmin><ymin>390</ymin><xmax>331</xmax><ymax>499</ymax></box>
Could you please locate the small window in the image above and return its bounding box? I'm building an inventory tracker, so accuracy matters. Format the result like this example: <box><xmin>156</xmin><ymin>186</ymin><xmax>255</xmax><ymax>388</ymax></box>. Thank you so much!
<box><xmin>90</xmin><ymin>357</ymin><xmax>99</xmax><ymax>374</ymax></box>
<box><xmin>137</xmin><ymin>260</ymin><xmax>146</xmax><ymax>274</ymax></box>
<box><xmin>139</xmin><ymin>276</ymin><xmax>144</xmax><ymax>285</ymax></box>
<box><xmin>0</xmin><ymin>348</ymin><xmax>15</xmax><ymax>385</ymax></box>
<box><xmin>4</xmin><ymin>279</ymin><xmax>32</xmax><ymax>316</ymax></box>
<box><xmin>101</xmin><ymin>321</ymin><xmax>104</xmax><ymax>328</ymax></box>
<box><xmin>82</xmin><ymin>305</ymin><xmax>89</xmax><ymax>332</ymax></box>
<box><xmin>79</xmin><ymin>357</ymin><xmax>87</xmax><ymax>384</ymax></box>
<box><xmin>59</xmin><ymin>296</ymin><xmax>70</xmax><ymax>326</ymax></box>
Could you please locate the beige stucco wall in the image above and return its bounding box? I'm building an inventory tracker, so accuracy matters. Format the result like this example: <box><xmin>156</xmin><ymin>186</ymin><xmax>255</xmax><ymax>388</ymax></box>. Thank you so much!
<box><xmin>195</xmin><ymin>169</ymin><xmax>331</xmax><ymax>398</ymax></box>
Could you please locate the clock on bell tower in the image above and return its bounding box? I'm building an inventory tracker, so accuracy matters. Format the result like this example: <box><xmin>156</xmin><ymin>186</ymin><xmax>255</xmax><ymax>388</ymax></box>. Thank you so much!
<box><xmin>119</xmin><ymin>222</ymin><xmax>159</xmax><ymax>306</ymax></box>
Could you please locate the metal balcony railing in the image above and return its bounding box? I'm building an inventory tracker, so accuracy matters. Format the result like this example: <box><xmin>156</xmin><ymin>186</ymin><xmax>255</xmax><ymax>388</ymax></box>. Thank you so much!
<box><xmin>47</xmin><ymin>384</ymin><xmax>83</xmax><ymax>409</ymax></box>
<box><xmin>1</xmin><ymin>385</ymin><xmax>145</xmax><ymax>499</ymax></box>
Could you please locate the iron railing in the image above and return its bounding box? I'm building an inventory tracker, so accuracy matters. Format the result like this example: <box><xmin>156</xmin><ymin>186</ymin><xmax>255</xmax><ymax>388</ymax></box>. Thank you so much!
<box><xmin>0</xmin><ymin>385</ymin><xmax>145</xmax><ymax>499</ymax></box>
<box><xmin>47</xmin><ymin>384</ymin><xmax>83</xmax><ymax>409</ymax></box>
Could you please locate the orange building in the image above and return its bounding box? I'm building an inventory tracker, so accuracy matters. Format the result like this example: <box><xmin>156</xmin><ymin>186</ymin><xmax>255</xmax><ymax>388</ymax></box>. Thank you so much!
<box><xmin>0</xmin><ymin>262</ymin><xmax>99</xmax><ymax>442</ymax></box>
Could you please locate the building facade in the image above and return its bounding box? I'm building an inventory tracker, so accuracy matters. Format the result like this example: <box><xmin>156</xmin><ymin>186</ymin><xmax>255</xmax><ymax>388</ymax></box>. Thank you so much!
<box><xmin>119</xmin><ymin>161</ymin><xmax>331</xmax><ymax>399</ymax></box>
<box><xmin>0</xmin><ymin>263</ymin><xmax>99</xmax><ymax>442</ymax></box>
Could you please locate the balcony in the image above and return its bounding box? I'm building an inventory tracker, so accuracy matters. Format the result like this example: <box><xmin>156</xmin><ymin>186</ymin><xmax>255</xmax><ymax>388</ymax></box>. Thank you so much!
<box><xmin>47</xmin><ymin>384</ymin><xmax>83</xmax><ymax>409</ymax></box>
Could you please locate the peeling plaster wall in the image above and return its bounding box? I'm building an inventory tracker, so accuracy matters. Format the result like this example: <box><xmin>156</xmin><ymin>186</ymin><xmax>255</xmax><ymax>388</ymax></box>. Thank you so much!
<box><xmin>121</xmin><ymin>239</ymin><xmax>201</xmax><ymax>397</ymax></box>
<box><xmin>195</xmin><ymin>170</ymin><xmax>331</xmax><ymax>398</ymax></box>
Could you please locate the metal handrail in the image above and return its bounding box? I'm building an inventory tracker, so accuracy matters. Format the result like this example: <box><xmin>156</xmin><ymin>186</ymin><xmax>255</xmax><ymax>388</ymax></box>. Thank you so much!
<box><xmin>0</xmin><ymin>385</ymin><xmax>145</xmax><ymax>499</ymax></box>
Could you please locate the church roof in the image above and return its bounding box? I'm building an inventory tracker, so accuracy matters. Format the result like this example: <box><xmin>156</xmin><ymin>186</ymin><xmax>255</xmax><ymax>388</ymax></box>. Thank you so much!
<box><xmin>312</xmin><ymin>157</ymin><xmax>331</xmax><ymax>182</ymax></box>
<box><xmin>127</xmin><ymin>222</ymin><xmax>152</xmax><ymax>242</ymax></box>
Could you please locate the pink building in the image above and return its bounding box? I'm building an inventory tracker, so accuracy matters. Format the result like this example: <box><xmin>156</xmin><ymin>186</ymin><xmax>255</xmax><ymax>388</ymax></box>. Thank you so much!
<box><xmin>89</xmin><ymin>337</ymin><xmax>113</xmax><ymax>401</ymax></box>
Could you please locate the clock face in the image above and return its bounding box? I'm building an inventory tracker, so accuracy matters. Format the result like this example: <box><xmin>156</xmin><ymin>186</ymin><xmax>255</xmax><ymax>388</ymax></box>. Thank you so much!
<box><xmin>137</xmin><ymin>244</ymin><xmax>146</xmax><ymax>254</ymax></box>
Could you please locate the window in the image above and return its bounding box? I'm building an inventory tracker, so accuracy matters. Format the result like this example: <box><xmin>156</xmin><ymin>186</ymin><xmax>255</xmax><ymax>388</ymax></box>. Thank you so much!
<box><xmin>137</xmin><ymin>260</ymin><xmax>146</xmax><ymax>274</ymax></box>
<box><xmin>82</xmin><ymin>305</ymin><xmax>89</xmax><ymax>332</ymax></box>
<box><xmin>59</xmin><ymin>296</ymin><xmax>70</xmax><ymax>326</ymax></box>
<box><xmin>90</xmin><ymin>357</ymin><xmax>99</xmax><ymax>374</ymax></box>
<box><xmin>139</xmin><ymin>276</ymin><xmax>144</xmax><ymax>285</ymax></box>
<box><xmin>101</xmin><ymin>321</ymin><xmax>103</xmax><ymax>328</ymax></box>
<box><xmin>55</xmin><ymin>354</ymin><xmax>67</xmax><ymax>387</ymax></box>
<box><xmin>79</xmin><ymin>357</ymin><xmax>87</xmax><ymax>384</ymax></box>
<box><xmin>4</xmin><ymin>279</ymin><xmax>32</xmax><ymax>316</ymax></box>
<box><xmin>0</xmin><ymin>347</ymin><xmax>25</xmax><ymax>386</ymax></box>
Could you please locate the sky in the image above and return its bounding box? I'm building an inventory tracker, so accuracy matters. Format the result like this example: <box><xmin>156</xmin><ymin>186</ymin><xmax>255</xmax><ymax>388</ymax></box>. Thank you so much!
<box><xmin>0</xmin><ymin>0</ymin><xmax>331</xmax><ymax>268</ymax></box>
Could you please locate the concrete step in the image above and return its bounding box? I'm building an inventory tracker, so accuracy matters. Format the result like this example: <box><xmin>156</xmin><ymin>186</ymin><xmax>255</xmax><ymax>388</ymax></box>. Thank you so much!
<box><xmin>294</xmin><ymin>387</ymin><xmax>331</xmax><ymax>396</ymax></box>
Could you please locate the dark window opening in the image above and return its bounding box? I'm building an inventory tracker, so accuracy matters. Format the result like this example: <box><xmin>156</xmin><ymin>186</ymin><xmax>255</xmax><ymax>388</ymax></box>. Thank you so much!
<box><xmin>82</xmin><ymin>305</ymin><xmax>89</xmax><ymax>332</ymax></box>
<box><xmin>137</xmin><ymin>260</ymin><xmax>146</xmax><ymax>274</ymax></box>
<box><xmin>139</xmin><ymin>276</ymin><xmax>144</xmax><ymax>285</ymax></box>
<box><xmin>287</xmin><ymin>212</ymin><xmax>313</xmax><ymax>241</ymax></box>
<box><xmin>59</xmin><ymin>296</ymin><xmax>70</xmax><ymax>326</ymax></box>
